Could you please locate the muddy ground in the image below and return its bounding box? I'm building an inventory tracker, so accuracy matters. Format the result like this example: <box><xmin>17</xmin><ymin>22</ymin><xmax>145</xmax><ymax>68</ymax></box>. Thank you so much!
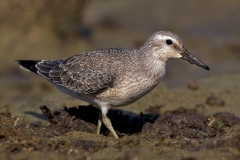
<box><xmin>1</xmin><ymin>106</ymin><xmax>240</xmax><ymax>160</ymax></box>
<box><xmin>1</xmin><ymin>74</ymin><xmax>240</xmax><ymax>160</ymax></box>
<box><xmin>1</xmin><ymin>0</ymin><xmax>240</xmax><ymax>160</ymax></box>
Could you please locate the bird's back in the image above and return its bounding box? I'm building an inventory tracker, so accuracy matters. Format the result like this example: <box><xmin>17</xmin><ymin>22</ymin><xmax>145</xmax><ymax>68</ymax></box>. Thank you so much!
<box><xmin>18</xmin><ymin>48</ymin><xmax>139</xmax><ymax>95</ymax></box>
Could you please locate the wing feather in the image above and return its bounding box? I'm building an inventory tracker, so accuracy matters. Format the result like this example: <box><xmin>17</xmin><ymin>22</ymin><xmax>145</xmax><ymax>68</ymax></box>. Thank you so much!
<box><xmin>19</xmin><ymin>48</ymin><xmax>136</xmax><ymax>95</ymax></box>
<box><xmin>34</xmin><ymin>50</ymin><xmax>121</xmax><ymax>94</ymax></box>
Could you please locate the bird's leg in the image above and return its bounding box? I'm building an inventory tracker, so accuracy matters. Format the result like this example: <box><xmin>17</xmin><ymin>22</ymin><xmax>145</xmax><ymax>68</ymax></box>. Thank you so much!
<box><xmin>97</xmin><ymin>110</ymin><xmax>102</xmax><ymax>134</ymax></box>
<box><xmin>102</xmin><ymin>113</ymin><xmax>119</xmax><ymax>139</ymax></box>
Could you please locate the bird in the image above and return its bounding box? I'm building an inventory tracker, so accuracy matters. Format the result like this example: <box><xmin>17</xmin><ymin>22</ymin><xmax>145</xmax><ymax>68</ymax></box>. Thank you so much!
<box><xmin>17</xmin><ymin>31</ymin><xmax>210</xmax><ymax>138</ymax></box>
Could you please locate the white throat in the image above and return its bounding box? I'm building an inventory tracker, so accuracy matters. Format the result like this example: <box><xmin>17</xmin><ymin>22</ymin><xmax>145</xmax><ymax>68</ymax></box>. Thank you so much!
<box><xmin>142</xmin><ymin>54</ymin><xmax>166</xmax><ymax>81</ymax></box>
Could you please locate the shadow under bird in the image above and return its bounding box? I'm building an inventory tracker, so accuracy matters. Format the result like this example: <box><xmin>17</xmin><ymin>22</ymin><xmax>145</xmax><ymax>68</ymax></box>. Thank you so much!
<box><xmin>17</xmin><ymin>31</ymin><xmax>210</xmax><ymax>138</ymax></box>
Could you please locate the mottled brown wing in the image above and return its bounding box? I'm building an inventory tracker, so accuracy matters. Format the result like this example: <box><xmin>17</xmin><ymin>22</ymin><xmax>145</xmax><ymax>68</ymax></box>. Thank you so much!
<box><xmin>36</xmin><ymin>52</ymin><xmax>116</xmax><ymax>94</ymax></box>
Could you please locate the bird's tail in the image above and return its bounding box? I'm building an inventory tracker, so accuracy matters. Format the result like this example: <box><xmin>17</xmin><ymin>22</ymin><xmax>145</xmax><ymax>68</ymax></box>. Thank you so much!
<box><xmin>16</xmin><ymin>60</ymin><xmax>40</xmax><ymax>74</ymax></box>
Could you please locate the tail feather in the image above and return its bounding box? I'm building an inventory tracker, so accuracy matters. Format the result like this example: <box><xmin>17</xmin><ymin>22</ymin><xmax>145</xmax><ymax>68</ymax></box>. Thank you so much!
<box><xmin>16</xmin><ymin>59</ymin><xmax>64</xmax><ymax>80</ymax></box>
<box><xmin>16</xmin><ymin>60</ymin><xmax>40</xmax><ymax>74</ymax></box>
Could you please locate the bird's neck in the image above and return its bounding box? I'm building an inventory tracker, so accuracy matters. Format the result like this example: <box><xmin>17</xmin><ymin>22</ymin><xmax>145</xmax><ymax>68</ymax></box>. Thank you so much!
<box><xmin>139</xmin><ymin>51</ymin><xmax>167</xmax><ymax>81</ymax></box>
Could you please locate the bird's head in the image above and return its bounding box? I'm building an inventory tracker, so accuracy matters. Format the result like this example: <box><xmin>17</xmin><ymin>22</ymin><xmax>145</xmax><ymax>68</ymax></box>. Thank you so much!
<box><xmin>140</xmin><ymin>31</ymin><xmax>210</xmax><ymax>70</ymax></box>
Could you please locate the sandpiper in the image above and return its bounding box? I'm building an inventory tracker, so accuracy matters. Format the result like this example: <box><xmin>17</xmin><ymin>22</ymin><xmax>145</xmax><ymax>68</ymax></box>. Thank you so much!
<box><xmin>17</xmin><ymin>31</ymin><xmax>210</xmax><ymax>138</ymax></box>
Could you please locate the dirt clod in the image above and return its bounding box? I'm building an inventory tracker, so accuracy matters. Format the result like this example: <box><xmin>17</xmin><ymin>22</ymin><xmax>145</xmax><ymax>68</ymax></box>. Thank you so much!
<box><xmin>206</xmin><ymin>96</ymin><xmax>225</xmax><ymax>107</ymax></box>
<box><xmin>187</xmin><ymin>80</ymin><xmax>199</xmax><ymax>90</ymax></box>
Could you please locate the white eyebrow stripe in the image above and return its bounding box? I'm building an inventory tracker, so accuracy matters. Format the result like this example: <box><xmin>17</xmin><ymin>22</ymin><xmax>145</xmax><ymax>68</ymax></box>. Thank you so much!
<box><xmin>155</xmin><ymin>35</ymin><xmax>174</xmax><ymax>41</ymax></box>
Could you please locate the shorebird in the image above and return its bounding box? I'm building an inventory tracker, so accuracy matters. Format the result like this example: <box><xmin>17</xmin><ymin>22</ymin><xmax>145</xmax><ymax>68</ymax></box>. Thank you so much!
<box><xmin>17</xmin><ymin>31</ymin><xmax>210</xmax><ymax>138</ymax></box>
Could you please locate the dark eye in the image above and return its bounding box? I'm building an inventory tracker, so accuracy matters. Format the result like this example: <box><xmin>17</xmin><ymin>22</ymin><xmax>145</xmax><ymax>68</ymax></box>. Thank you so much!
<box><xmin>166</xmin><ymin>39</ymin><xmax>173</xmax><ymax>45</ymax></box>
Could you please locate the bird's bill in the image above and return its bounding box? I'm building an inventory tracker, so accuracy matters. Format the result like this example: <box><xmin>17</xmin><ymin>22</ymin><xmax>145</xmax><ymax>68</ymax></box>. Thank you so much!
<box><xmin>180</xmin><ymin>49</ymin><xmax>210</xmax><ymax>70</ymax></box>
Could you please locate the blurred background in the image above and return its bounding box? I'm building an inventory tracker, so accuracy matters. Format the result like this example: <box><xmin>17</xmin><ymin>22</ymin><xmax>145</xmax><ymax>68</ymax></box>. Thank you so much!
<box><xmin>0</xmin><ymin>0</ymin><xmax>240</xmax><ymax>118</ymax></box>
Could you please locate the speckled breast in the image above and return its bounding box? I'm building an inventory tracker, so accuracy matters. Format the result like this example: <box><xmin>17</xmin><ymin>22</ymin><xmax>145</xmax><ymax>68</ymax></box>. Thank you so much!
<box><xmin>96</xmin><ymin>73</ymin><xmax>160</xmax><ymax>107</ymax></box>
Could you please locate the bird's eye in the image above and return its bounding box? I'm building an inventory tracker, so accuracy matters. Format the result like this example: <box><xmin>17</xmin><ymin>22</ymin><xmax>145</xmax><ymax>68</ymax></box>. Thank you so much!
<box><xmin>166</xmin><ymin>39</ymin><xmax>173</xmax><ymax>45</ymax></box>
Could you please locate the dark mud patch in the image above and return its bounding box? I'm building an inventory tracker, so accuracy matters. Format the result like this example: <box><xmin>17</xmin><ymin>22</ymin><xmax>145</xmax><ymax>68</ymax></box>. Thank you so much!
<box><xmin>42</xmin><ymin>105</ymin><xmax>158</xmax><ymax>137</ymax></box>
<box><xmin>1</xmin><ymin>106</ymin><xmax>240</xmax><ymax>159</ymax></box>
<box><xmin>206</xmin><ymin>96</ymin><xmax>225</xmax><ymax>107</ymax></box>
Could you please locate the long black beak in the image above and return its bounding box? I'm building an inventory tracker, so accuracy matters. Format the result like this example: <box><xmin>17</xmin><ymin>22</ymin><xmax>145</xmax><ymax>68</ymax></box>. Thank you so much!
<box><xmin>180</xmin><ymin>49</ymin><xmax>210</xmax><ymax>70</ymax></box>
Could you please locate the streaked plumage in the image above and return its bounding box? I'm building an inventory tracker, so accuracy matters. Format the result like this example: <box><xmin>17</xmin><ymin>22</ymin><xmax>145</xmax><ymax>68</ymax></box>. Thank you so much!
<box><xmin>17</xmin><ymin>31</ymin><xmax>210</xmax><ymax>138</ymax></box>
